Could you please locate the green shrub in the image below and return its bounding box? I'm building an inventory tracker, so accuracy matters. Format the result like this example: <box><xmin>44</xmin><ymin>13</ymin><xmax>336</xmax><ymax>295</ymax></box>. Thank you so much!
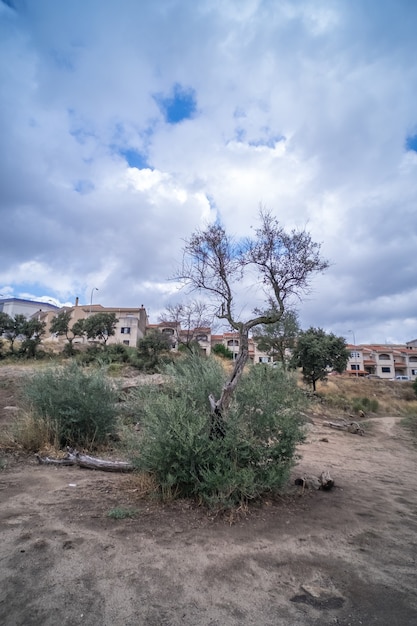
<box><xmin>352</xmin><ymin>396</ymin><xmax>379</xmax><ymax>414</ymax></box>
<box><xmin>103</xmin><ymin>343</ymin><xmax>131</xmax><ymax>363</ymax></box>
<box><xmin>74</xmin><ymin>344</ymin><xmax>136</xmax><ymax>367</ymax></box>
<box><xmin>130</xmin><ymin>354</ymin><xmax>305</xmax><ymax>509</ymax></box>
<box><xmin>211</xmin><ymin>343</ymin><xmax>233</xmax><ymax>359</ymax></box>
<box><xmin>107</xmin><ymin>507</ymin><xmax>137</xmax><ymax>519</ymax></box>
<box><xmin>21</xmin><ymin>363</ymin><xmax>119</xmax><ymax>449</ymax></box>
<box><xmin>135</xmin><ymin>330</ymin><xmax>174</xmax><ymax>372</ymax></box>
<box><xmin>75</xmin><ymin>345</ymin><xmax>103</xmax><ymax>365</ymax></box>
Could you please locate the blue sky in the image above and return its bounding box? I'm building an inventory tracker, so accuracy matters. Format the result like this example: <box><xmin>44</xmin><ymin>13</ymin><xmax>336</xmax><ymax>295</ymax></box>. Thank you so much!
<box><xmin>1</xmin><ymin>0</ymin><xmax>417</xmax><ymax>343</ymax></box>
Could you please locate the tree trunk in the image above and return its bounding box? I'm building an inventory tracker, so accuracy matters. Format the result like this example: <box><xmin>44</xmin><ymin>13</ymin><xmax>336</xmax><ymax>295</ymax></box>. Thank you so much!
<box><xmin>210</xmin><ymin>329</ymin><xmax>249</xmax><ymax>415</ymax></box>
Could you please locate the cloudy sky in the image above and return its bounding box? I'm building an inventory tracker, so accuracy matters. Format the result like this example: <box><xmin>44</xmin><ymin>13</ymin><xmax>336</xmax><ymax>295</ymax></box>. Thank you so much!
<box><xmin>1</xmin><ymin>0</ymin><xmax>417</xmax><ymax>344</ymax></box>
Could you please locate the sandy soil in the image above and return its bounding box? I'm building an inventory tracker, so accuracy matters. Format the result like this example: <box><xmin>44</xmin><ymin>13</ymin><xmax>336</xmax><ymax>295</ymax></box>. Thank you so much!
<box><xmin>1</xmin><ymin>370</ymin><xmax>417</xmax><ymax>625</ymax></box>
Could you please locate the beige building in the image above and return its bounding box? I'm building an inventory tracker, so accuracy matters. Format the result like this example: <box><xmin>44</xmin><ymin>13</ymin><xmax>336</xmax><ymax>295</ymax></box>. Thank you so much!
<box><xmin>41</xmin><ymin>301</ymin><xmax>148</xmax><ymax>348</ymax></box>
<box><xmin>148</xmin><ymin>322</ymin><xmax>212</xmax><ymax>355</ymax></box>
<box><xmin>211</xmin><ymin>332</ymin><xmax>272</xmax><ymax>364</ymax></box>
<box><xmin>148</xmin><ymin>324</ymin><xmax>271</xmax><ymax>363</ymax></box>
<box><xmin>346</xmin><ymin>343</ymin><xmax>417</xmax><ymax>380</ymax></box>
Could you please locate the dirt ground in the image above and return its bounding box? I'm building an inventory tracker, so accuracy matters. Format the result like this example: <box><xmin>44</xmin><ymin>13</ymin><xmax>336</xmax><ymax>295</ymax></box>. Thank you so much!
<box><xmin>1</xmin><ymin>368</ymin><xmax>417</xmax><ymax>625</ymax></box>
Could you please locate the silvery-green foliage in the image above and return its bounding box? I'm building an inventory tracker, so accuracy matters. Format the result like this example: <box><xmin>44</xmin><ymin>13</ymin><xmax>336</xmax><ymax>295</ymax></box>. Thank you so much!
<box><xmin>131</xmin><ymin>354</ymin><xmax>305</xmax><ymax>508</ymax></box>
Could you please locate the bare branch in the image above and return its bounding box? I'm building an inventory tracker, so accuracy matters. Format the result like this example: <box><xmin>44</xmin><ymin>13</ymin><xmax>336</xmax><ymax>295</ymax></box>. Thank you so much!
<box><xmin>159</xmin><ymin>300</ymin><xmax>214</xmax><ymax>350</ymax></box>
<box><xmin>176</xmin><ymin>208</ymin><xmax>329</xmax><ymax>415</ymax></box>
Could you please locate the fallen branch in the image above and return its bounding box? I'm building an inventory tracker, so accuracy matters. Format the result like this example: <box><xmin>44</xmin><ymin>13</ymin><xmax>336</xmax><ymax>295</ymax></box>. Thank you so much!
<box><xmin>323</xmin><ymin>419</ymin><xmax>364</xmax><ymax>436</ymax></box>
<box><xmin>35</xmin><ymin>449</ymin><xmax>134</xmax><ymax>472</ymax></box>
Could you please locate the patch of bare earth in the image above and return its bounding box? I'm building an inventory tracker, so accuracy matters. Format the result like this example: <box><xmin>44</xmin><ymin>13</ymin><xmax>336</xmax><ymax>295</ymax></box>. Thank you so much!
<box><xmin>0</xmin><ymin>368</ymin><xmax>417</xmax><ymax>625</ymax></box>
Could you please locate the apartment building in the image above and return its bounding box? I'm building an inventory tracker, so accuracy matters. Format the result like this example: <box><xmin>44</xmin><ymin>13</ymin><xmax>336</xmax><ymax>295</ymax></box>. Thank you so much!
<box><xmin>148</xmin><ymin>322</ymin><xmax>212</xmax><ymax>354</ymax></box>
<box><xmin>40</xmin><ymin>300</ymin><xmax>148</xmax><ymax>347</ymax></box>
<box><xmin>211</xmin><ymin>332</ymin><xmax>271</xmax><ymax>364</ymax></box>
<box><xmin>148</xmin><ymin>324</ymin><xmax>271</xmax><ymax>362</ymax></box>
<box><xmin>346</xmin><ymin>343</ymin><xmax>417</xmax><ymax>380</ymax></box>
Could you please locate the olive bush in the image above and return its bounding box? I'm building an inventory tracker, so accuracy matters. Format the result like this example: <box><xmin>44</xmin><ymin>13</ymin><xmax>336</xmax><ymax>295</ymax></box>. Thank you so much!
<box><xmin>21</xmin><ymin>363</ymin><xmax>119</xmax><ymax>449</ymax></box>
<box><xmin>129</xmin><ymin>354</ymin><xmax>305</xmax><ymax>509</ymax></box>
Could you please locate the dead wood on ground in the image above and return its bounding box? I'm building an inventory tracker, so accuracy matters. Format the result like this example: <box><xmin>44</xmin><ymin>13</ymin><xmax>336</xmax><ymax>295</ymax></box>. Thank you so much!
<box><xmin>323</xmin><ymin>419</ymin><xmax>365</xmax><ymax>436</ymax></box>
<box><xmin>35</xmin><ymin>449</ymin><xmax>134</xmax><ymax>472</ymax></box>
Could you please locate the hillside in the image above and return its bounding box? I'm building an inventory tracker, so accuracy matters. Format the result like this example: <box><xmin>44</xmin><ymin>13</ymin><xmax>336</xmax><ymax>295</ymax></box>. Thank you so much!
<box><xmin>1</xmin><ymin>365</ymin><xmax>417</xmax><ymax>625</ymax></box>
<box><xmin>312</xmin><ymin>374</ymin><xmax>417</xmax><ymax>420</ymax></box>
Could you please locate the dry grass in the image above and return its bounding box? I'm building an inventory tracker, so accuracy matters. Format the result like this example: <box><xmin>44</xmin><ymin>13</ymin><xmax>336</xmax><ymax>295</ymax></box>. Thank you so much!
<box><xmin>4</xmin><ymin>412</ymin><xmax>59</xmax><ymax>453</ymax></box>
<box><xmin>118</xmin><ymin>472</ymin><xmax>159</xmax><ymax>498</ymax></box>
<box><xmin>313</xmin><ymin>375</ymin><xmax>417</xmax><ymax>418</ymax></box>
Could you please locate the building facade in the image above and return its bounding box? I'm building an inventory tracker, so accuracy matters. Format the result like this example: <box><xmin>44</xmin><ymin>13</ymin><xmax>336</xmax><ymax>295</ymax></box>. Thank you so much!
<box><xmin>211</xmin><ymin>332</ymin><xmax>272</xmax><ymax>364</ymax></box>
<box><xmin>41</xmin><ymin>301</ymin><xmax>148</xmax><ymax>347</ymax></box>
<box><xmin>346</xmin><ymin>343</ymin><xmax>417</xmax><ymax>380</ymax></box>
<box><xmin>0</xmin><ymin>297</ymin><xmax>59</xmax><ymax>318</ymax></box>
<box><xmin>149</xmin><ymin>324</ymin><xmax>272</xmax><ymax>362</ymax></box>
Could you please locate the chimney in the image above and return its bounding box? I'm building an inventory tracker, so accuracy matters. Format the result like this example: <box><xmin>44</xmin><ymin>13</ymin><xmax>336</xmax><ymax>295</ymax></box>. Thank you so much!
<box><xmin>75</xmin><ymin>297</ymin><xmax>79</xmax><ymax>307</ymax></box>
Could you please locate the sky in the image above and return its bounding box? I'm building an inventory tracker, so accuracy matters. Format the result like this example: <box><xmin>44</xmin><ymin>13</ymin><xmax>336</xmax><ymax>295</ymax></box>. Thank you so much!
<box><xmin>1</xmin><ymin>0</ymin><xmax>417</xmax><ymax>345</ymax></box>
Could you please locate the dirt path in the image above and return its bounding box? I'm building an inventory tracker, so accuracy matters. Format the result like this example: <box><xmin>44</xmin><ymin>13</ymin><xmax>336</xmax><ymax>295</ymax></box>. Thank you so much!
<box><xmin>1</xmin><ymin>413</ymin><xmax>417</xmax><ymax>625</ymax></box>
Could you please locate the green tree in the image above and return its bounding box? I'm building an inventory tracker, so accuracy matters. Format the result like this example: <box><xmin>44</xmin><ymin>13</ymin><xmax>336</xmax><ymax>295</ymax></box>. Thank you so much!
<box><xmin>0</xmin><ymin>312</ymin><xmax>13</xmax><ymax>357</ymax></box>
<box><xmin>50</xmin><ymin>311</ymin><xmax>85</xmax><ymax>355</ymax></box>
<box><xmin>84</xmin><ymin>312</ymin><xmax>118</xmax><ymax>345</ymax></box>
<box><xmin>136</xmin><ymin>329</ymin><xmax>173</xmax><ymax>371</ymax></box>
<box><xmin>19</xmin><ymin>318</ymin><xmax>46</xmax><ymax>358</ymax></box>
<box><xmin>211</xmin><ymin>343</ymin><xmax>234</xmax><ymax>359</ymax></box>
<box><xmin>253</xmin><ymin>306</ymin><xmax>300</xmax><ymax>369</ymax></box>
<box><xmin>0</xmin><ymin>312</ymin><xmax>12</xmax><ymax>335</ymax></box>
<box><xmin>3</xmin><ymin>314</ymin><xmax>27</xmax><ymax>353</ymax></box>
<box><xmin>291</xmin><ymin>327</ymin><xmax>349</xmax><ymax>391</ymax></box>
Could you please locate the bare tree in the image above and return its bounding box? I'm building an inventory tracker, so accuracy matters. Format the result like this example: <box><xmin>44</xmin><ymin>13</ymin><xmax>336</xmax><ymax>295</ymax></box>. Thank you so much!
<box><xmin>159</xmin><ymin>300</ymin><xmax>213</xmax><ymax>352</ymax></box>
<box><xmin>177</xmin><ymin>209</ymin><xmax>329</xmax><ymax>417</ymax></box>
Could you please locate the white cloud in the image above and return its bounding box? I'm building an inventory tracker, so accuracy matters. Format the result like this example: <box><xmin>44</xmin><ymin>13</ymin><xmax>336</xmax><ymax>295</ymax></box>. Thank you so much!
<box><xmin>1</xmin><ymin>0</ymin><xmax>417</xmax><ymax>342</ymax></box>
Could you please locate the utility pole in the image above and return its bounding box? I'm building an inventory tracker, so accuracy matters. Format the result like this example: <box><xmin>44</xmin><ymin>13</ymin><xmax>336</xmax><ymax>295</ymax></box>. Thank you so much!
<box><xmin>90</xmin><ymin>287</ymin><xmax>98</xmax><ymax>315</ymax></box>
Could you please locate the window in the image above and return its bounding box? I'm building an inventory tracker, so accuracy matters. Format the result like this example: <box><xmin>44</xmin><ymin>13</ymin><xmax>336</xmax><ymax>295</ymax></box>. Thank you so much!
<box><xmin>351</xmin><ymin>364</ymin><xmax>359</xmax><ymax>371</ymax></box>
<box><xmin>409</xmin><ymin>356</ymin><xmax>417</xmax><ymax>363</ymax></box>
<box><xmin>162</xmin><ymin>328</ymin><xmax>174</xmax><ymax>335</ymax></box>
<box><xmin>196</xmin><ymin>334</ymin><xmax>208</xmax><ymax>342</ymax></box>
<box><xmin>412</xmin><ymin>369</ymin><xmax>417</xmax><ymax>376</ymax></box>
<box><xmin>120</xmin><ymin>327</ymin><xmax>131</xmax><ymax>334</ymax></box>
<box><xmin>123</xmin><ymin>340</ymin><xmax>130</xmax><ymax>346</ymax></box>
<box><xmin>350</xmin><ymin>352</ymin><xmax>360</xmax><ymax>359</ymax></box>
<box><xmin>227</xmin><ymin>339</ymin><xmax>239</xmax><ymax>347</ymax></box>
<box><xmin>379</xmin><ymin>353</ymin><xmax>390</xmax><ymax>361</ymax></box>
<box><xmin>381</xmin><ymin>366</ymin><xmax>391</xmax><ymax>373</ymax></box>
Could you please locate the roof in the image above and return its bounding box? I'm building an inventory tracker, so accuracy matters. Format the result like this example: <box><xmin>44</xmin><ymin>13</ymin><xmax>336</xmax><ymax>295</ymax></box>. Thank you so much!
<box><xmin>0</xmin><ymin>297</ymin><xmax>59</xmax><ymax>309</ymax></box>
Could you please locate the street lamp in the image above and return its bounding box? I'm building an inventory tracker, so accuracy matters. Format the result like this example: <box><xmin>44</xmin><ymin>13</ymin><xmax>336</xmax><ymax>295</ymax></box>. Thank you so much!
<box><xmin>348</xmin><ymin>329</ymin><xmax>358</xmax><ymax>377</ymax></box>
<box><xmin>90</xmin><ymin>287</ymin><xmax>98</xmax><ymax>314</ymax></box>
